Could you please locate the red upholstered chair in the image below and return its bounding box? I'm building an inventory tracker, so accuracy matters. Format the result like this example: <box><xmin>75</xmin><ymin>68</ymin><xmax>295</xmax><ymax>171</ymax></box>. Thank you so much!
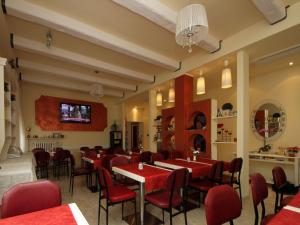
<box><xmin>1</xmin><ymin>180</ymin><xmax>61</xmax><ymax>218</ymax></box>
<box><xmin>150</xmin><ymin>152</ymin><xmax>164</xmax><ymax>164</ymax></box>
<box><xmin>250</xmin><ymin>173</ymin><xmax>275</xmax><ymax>225</ymax></box>
<box><xmin>145</xmin><ymin>168</ymin><xmax>189</xmax><ymax>225</ymax></box>
<box><xmin>140</xmin><ymin>151</ymin><xmax>152</xmax><ymax>164</ymax></box>
<box><xmin>69</xmin><ymin>154</ymin><xmax>92</xmax><ymax>195</ymax></box>
<box><xmin>205</xmin><ymin>185</ymin><xmax>242</xmax><ymax>225</ymax></box>
<box><xmin>158</xmin><ymin>150</ymin><xmax>169</xmax><ymax>160</ymax></box>
<box><xmin>272</xmin><ymin>166</ymin><xmax>298</xmax><ymax>213</ymax></box>
<box><xmin>34</xmin><ymin>151</ymin><xmax>50</xmax><ymax>179</ymax></box>
<box><xmin>98</xmin><ymin>167</ymin><xmax>136</xmax><ymax>225</ymax></box>
<box><xmin>222</xmin><ymin>157</ymin><xmax>243</xmax><ymax>205</ymax></box>
<box><xmin>32</xmin><ymin>148</ymin><xmax>45</xmax><ymax>154</ymax></box>
<box><xmin>189</xmin><ymin>161</ymin><xmax>224</xmax><ymax>205</ymax></box>
<box><xmin>129</xmin><ymin>154</ymin><xmax>140</xmax><ymax>163</ymax></box>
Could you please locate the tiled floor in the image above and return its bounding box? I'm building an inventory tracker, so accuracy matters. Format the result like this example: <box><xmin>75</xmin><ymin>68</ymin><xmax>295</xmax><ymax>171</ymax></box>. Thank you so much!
<box><xmin>52</xmin><ymin>175</ymin><xmax>276</xmax><ymax>225</ymax></box>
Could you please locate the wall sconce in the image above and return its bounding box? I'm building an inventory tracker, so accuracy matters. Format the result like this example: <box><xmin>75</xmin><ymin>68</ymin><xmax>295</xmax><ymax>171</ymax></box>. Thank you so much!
<box><xmin>197</xmin><ymin>70</ymin><xmax>205</xmax><ymax>95</ymax></box>
<box><xmin>168</xmin><ymin>85</ymin><xmax>175</xmax><ymax>103</ymax></box>
<box><xmin>221</xmin><ymin>60</ymin><xmax>232</xmax><ymax>89</ymax></box>
<box><xmin>156</xmin><ymin>90</ymin><xmax>162</xmax><ymax>106</ymax></box>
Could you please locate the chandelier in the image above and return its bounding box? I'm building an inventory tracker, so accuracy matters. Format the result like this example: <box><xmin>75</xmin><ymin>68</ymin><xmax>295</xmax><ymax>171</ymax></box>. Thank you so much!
<box><xmin>89</xmin><ymin>83</ymin><xmax>104</xmax><ymax>97</ymax></box>
<box><xmin>176</xmin><ymin>4</ymin><xmax>208</xmax><ymax>53</ymax></box>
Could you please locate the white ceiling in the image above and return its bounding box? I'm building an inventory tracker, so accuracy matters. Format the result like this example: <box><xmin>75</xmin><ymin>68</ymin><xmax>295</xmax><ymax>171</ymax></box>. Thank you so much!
<box><xmin>1</xmin><ymin>0</ymin><xmax>300</xmax><ymax>98</ymax></box>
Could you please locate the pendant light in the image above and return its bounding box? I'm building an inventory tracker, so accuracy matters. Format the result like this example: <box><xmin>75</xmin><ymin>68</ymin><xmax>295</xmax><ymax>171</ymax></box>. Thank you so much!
<box><xmin>156</xmin><ymin>90</ymin><xmax>163</xmax><ymax>106</ymax></box>
<box><xmin>176</xmin><ymin>4</ymin><xmax>209</xmax><ymax>53</ymax></box>
<box><xmin>168</xmin><ymin>83</ymin><xmax>175</xmax><ymax>103</ymax></box>
<box><xmin>196</xmin><ymin>70</ymin><xmax>205</xmax><ymax>95</ymax></box>
<box><xmin>221</xmin><ymin>60</ymin><xmax>232</xmax><ymax>89</ymax></box>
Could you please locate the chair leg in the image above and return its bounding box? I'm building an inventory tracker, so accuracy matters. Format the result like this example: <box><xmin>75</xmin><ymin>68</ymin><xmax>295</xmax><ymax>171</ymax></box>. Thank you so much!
<box><xmin>98</xmin><ymin>190</ymin><xmax>101</xmax><ymax>225</ymax></box>
<box><xmin>162</xmin><ymin>209</ymin><xmax>165</xmax><ymax>223</ymax></box>
<box><xmin>122</xmin><ymin>202</ymin><xmax>124</xmax><ymax>220</ymax></box>
<box><xmin>106</xmin><ymin>200</ymin><xmax>109</xmax><ymax>225</ymax></box>
<box><xmin>169</xmin><ymin>208</ymin><xmax>172</xmax><ymax>225</ymax></box>
<box><xmin>71</xmin><ymin>176</ymin><xmax>74</xmax><ymax>196</ymax></box>
<box><xmin>184</xmin><ymin>204</ymin><xmax>187</xmax><ymax>225</ymax></box>
<box><xmin>134</xmin><ymin>199</ymin><xmax>137</xmax><ymax>221</ymax></box>
<box><xmin>230</xmin><ymin>220</ymin><xmax>234</xmax><ymax>225</ymax></box>
<box><xmin>239</xmin><ymin>184</ymin><xmax>242</xmax><ymax>207</ymax></box>
<box><xmin>69</xmin><ymin>175</ymin><xmax>72</xmax><ymax>192</ymax></box>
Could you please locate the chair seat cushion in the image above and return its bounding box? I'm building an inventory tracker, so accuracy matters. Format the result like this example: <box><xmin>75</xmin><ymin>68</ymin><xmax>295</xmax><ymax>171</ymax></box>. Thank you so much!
<box><xmin>189</xmin><ymin>179</ymin><xmax>216</xmax><ymax>192</ymax></box>
<box><xmin>281</xmin><ymin>196</ymin><xmax>293</xmax><ymax>207</ymax></box>
<box><xmin>109</xmin><ymin>185</ymin><xmax>136</xmax><ymax>203</ymax></box>
<box><xmin>261</xmin><ymin>214</ymin><xmax>276</xmax><ymax>225</ymax></box>
<box><xmin>145</xmin><ymin>190</ymin><xmax>182</xmax><ymax>208</ymax></box>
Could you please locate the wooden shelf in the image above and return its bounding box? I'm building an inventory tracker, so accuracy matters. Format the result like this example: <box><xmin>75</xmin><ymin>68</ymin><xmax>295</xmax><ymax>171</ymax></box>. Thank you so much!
<box><xmin>26</xmin><ymin>137</ymin><xmax>63</xmax><ymax>140</ymax></box>
<box><xmin>213</xmin><ymin>141</ymin><xmax>236</xmax><ymax>144</ymax></box>
<box><xmin>212</xmin><ymin>115</ymin><xmax>237</xmax><ymax>120</ymax></box>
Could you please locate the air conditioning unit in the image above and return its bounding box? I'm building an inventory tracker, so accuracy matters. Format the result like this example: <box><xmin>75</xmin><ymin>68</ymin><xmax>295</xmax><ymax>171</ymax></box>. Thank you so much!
<box><xmin>251</xmin><ymin>0</ymin><xmax>287</xmax><ymax>25</ymax></box>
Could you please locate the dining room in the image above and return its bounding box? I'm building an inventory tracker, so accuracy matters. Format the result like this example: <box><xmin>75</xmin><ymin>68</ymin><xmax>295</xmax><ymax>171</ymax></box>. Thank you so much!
<box><xmin>1</xmin><ymin>0</ymin><xmax>300</xmax><ymax>225</ymax></box>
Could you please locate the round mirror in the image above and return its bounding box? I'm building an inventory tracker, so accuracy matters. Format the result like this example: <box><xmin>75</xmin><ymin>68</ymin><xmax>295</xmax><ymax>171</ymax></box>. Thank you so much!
<box><xmin>251</xmin><ymin>102</ymin><xmax>286</xmax><ymax>140</ymax></box>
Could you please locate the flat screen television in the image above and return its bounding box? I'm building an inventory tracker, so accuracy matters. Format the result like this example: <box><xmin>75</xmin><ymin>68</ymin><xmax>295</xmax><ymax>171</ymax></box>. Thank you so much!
<box><xmin>60</xmin><ymin>103</ymin><xmax>91</xmax><ymax>123</ymax></box>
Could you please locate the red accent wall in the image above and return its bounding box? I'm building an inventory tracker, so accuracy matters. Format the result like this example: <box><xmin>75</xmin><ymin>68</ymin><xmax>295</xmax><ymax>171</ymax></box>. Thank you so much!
<box><xmin>162</xmin><ymin>75</ymin><xmax>212</xmax><ymax>159</ymax></box>
<box><xmin>35</xmin><ymin>95</ymin><xmax>107</xmax><ymax>131</ymax></box>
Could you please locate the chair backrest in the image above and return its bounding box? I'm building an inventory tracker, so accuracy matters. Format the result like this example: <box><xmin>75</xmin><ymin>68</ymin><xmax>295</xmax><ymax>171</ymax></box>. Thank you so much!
<box><xmin>94</xmin><ymin>145</ymin><xmax>103</xmax><ymax>150</ymax></box>
<box><xmin>208</xmin><ymin>161</ymin><xmax>224</xmax><ymax>183</ymax></box>
<box><xmin>166</xmin><ymin>168</ymin><xmax>189</xmax><ymax>207</ymax></box>
<box><xmin>158</xmin><ymin>150</ymin><xmax>169</xmax><ymax>160</ymax></box>
<box><xmin>32</xmin><ymin>148</ymin><xmax>45</xmax><ymax>154</ymax></box>
<box><xmin>34</xmin><ymin>151</ymin><xmax>50</xmax><ymax>166</ymax></box>
<box><xmin>228</xmin><ymin>157</ymin><xmax>243</xmax><ymax>183</ymax></box>
<box><xmin>110</xmin><ymin>156</ymin><xmax>128</xmax><ymax>172</ymax></box>
<box><xmin>140</xmin><ymin>151</ymin><xmax>152</xmax><ymax>163</ymax></box>
<box><xmin>1</xmin><ymin>180</ymin><xmax>62</xmax><ymax>218</ymax></box>
<box><xmin>251</xmin><ymin>173</ymin><xmax>269</xmax><ymax>225</ymax></box>
<box><xmin>205</xmin><ymin>185</ymin><xmax>242</xmax><ymax>225</ymax></box>
<box><xmin>131</xmin><ymin>148</ymin><xmax>141</xmax><ymax>153</ymax></box>
<box><xmin>70</xmin><ymin>154</ymin><xmax>76</xmax><ymax>170</ymax></box>
<box><xmin>52</xmin><ymin>148</ymin><xmax>64</xmax><ymax>161</ymax></box>
<box><xmin>61</xmin><ymin>149</ymin><xmax>71</xmax><ymax>160</ymax></box>
<box><xmin>80</xmin><ymin>146</ymin><xmax>90</xmax><ymax>151</ymax></box>
<box><xmin>272</xmin><ymin>166</ymin><xmax>287</xmax><ymax>190</ymax></box>
<box><xmin>98</xmin><ymin>167</ymin><xmax>114</xmax><ymax>199</ymax></box>
<box><xmin>102</xmin><ymin>154</ymin><xmax>116</xmax><ymax>170</ymax></box>
<box><xmin>151</xmin><ymin>153</ymin><xmax>164</xmax><ymax>163</ymax></box>
<box><xmin>130</xmin><ymin>154</ymin><xmax>140</xmax><ymax>163</ymax></box>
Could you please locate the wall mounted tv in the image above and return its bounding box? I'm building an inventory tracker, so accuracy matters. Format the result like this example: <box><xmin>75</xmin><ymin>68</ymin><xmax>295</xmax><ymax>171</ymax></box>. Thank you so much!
<box><xmin>60</xmin><ymin>103</ymin><xmax>91</xmax><ymax>123</ymax></box>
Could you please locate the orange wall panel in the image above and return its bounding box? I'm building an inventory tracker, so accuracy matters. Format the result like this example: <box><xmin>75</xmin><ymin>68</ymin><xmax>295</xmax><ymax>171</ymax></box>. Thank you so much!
<box><xmin>35</xmin><ymin>95</ymin><xmax>107</xmax><ymax>131</ymax></box>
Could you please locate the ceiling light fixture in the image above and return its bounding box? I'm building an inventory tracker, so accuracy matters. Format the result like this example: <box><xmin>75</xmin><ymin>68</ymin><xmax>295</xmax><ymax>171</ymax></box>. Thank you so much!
<box><xmin>221</xmin><ymin>60</ymin><xmax>232</xmax><ymax>89</ymax></box>
<box><xmin>176</xmin><ymin>4</ymin><xmax>208</xmax><ymax>53</ymax></box>
<box><xmin>289</xmin><ymin>61</ymin><xmax>294</xmax><ymax>66</ymax></box>
<box><xmin>89</xmin><ymin>83</ymin><xmax>104</xmax><ymax>97</ymax></box>
<box><xmin>46</xmin><ymin>30</ymin><xmax>52</xmax><ymax>48</ymax></box>
<box><xmin>197</xmin><ymin>70</ymin><xmax>205</xmax><ymax>95</ymax></box>
<box><xmin>156</xmin><ymin>90</ymin><xmax>163</xmax><ymax>107</ymax></box>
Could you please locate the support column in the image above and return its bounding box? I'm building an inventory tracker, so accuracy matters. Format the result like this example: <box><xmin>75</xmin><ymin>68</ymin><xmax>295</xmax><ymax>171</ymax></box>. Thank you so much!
<box><xmin>0</xmin><ymin>58</ymin><xmax>7</xmax><ymax>154</ymax></box>
<box><xmin>237</xmin><ymin>51</ymin><xmax>250</xmax><ymax>197</ymax></box>
<box><xmin>121</xmin><ymin>102</ymin><xmax>126</xmax><ymax>150</ymax></box>
<box><xmin>148</xmin><ymin>89</ymin><xmax>157</xmax><ymax>152</ymax></box>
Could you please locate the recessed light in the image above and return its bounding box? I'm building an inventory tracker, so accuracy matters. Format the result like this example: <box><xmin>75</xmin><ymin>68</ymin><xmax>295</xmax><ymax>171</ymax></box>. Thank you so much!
<box><xmin>289</xmin><ymin>62</ymin><xmax>294</xmax><ymax>66</ymax></box>
<box><xmin>163</xmin><ymin>99</ymin><xmax>167</xmax><ymax>102</ymax></box>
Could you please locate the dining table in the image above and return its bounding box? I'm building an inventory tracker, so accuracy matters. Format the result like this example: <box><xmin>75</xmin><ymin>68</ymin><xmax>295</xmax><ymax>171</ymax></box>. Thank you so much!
<box><xmin>112</xmin><ymin>163</ymin><xmax>172</xmax><ymax>225</ymax></box>
<box><xmin>268</xmin><ymin>192</ymin><xmax>300</xmax><ymax>225</ymax></box>
<box><xmin>0</xmin><ymin>203</ymin><xmax>89</xmax><ymax>225</ymax></box>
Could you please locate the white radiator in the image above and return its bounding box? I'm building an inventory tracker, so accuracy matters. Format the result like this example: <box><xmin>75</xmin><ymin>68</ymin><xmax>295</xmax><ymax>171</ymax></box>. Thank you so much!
<box><xmin>28</xmin><ymin>138</ymin><xmax>62</xmax><ymax>152</ymax></box>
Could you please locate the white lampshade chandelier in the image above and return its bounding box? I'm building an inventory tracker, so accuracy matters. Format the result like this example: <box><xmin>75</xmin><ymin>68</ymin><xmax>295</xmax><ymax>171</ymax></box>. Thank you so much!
<box><xmin>176</xmin><ymin>4</ymin><xmax>208</xmax><ymax>53</ymax></box>
<box><xmin>196</xmin><ymin>71</ymin><xmax>205</xmax><ymax>95</ymax></box>
<box><xmin>156</xmin><ymin>91</ymin><xmax>163</xmax><ymax>106</ymax></box>
<box><xmin>221</xmin><ymin>60</ymin><xmax>232</xmax><ymax>89</ymax></box>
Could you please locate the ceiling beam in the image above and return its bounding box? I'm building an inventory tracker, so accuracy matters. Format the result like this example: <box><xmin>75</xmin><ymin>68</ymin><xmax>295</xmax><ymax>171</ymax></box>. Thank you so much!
<box><xmin>112</xmin><ymin>0</ymin><xmax>221</xmax><ymax>53</ymax></box>
<box><xmin>3</xmin><ymin>0</ymin><xmax>179</xmax><ymax>70</ymax></box>
<box><xmin>12</xmin><ymin>35</ymin><xmax>154</xmax><ymax>83</ymax></box>
<box><xmin>18</xmin><ymin>59</ymin><xmax>137</xmax><ymax>91</ymax></box>
<box><xmin>21</xmin><ymin>73</ymin><xmax>124</xmax><ymax>98</ymax></box>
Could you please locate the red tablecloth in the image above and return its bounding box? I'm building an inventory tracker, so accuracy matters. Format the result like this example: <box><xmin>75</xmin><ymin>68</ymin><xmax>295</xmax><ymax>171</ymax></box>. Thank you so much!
<box><xmin>196</xmin><ymin>158</ymin><xmax>231</xmax><ymax>171</ymax></box>
<box><xmin>115</xmin><ymin>164</ymin><xmax>171</xmax><ymax>192</ymax></box>
<box><xmin>83</xmin><ymin>156</ymin><xmax>103</xmax><ymax>169</ymax></box>
<box><xmin>268</xmin><ymin>193</ymin><xmax>300</xmax><ymax>225</ymax></box>
<box><xmin>160</xmin><ymin>159</ymin><xmax>211</xmax><ymax>178</ymax></box>
<box><xmin>0</xmin><ymin>205</ymin><xmax>77</xmax><ymax>225</ymax></box>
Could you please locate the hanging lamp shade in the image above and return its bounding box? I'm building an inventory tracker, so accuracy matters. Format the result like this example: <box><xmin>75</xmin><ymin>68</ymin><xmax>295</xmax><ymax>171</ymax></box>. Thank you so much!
<box><xmin>176</xmin><ymin>4</ymin><xmax>208</xmax><ymax>53</ymax></box>
<box><xmin>197</xmin><ymin>76</ymin><xmax>205</xmax><ymax>95</ymax></box>
<box><xmin>89</xmin><ymin>83</ymin><xmax>104</xmax><ymax>97</ymax></box>
<box><xmin>168</xmin><ymin>87</ymin><xmax>175</xmax><ymax>103</ymax></box>
<box><xmin>156</xmin><ymin>91</ymin><xmax>163</xmax><ymax>106</ymax></box>
<box><xmin>221</xmin><ymin>60</ymin><xmax>232</xmax><ymax>89</ymax></box>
